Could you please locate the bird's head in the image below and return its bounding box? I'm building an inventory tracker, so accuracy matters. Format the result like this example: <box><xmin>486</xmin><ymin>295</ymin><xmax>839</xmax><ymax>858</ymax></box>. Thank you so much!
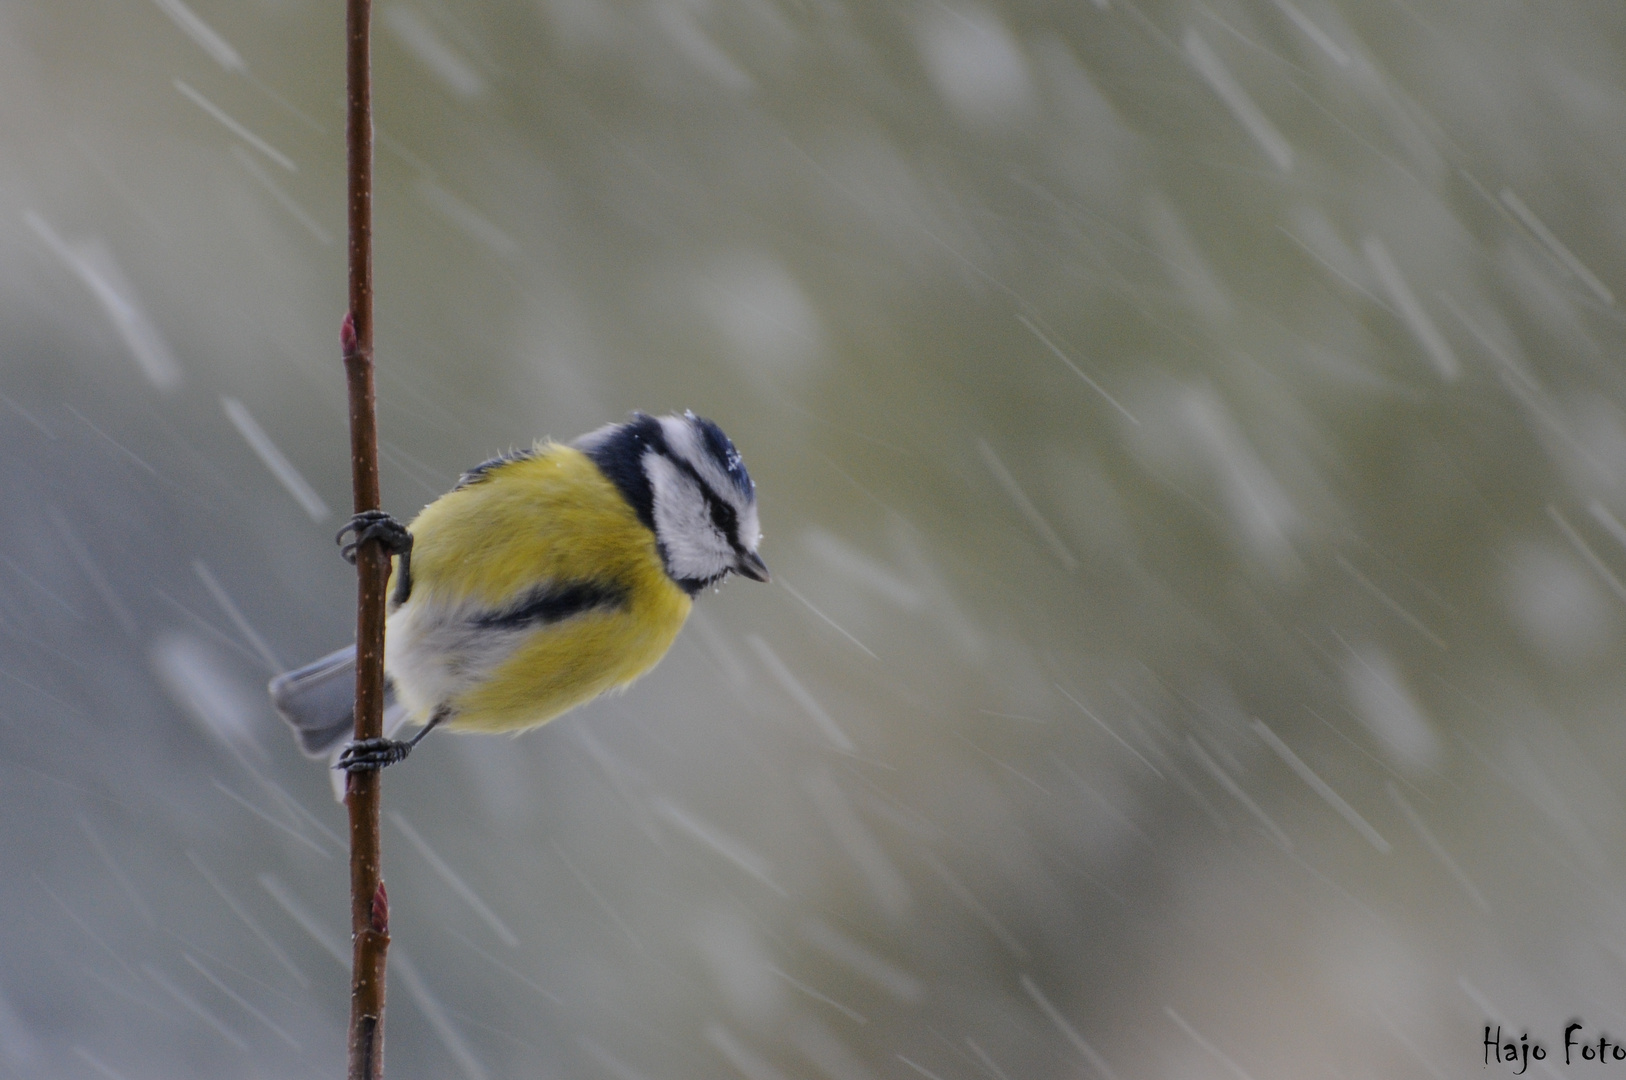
<box><xmin>576</xmin><ymin>411</ymin><xmax>767</xmax><ymax>593</ymax></box>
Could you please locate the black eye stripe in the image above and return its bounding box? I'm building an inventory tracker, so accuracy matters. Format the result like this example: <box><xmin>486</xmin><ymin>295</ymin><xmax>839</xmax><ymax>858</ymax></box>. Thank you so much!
<box><xmin>665</xmin><ymin>454</ymin><xmax>745</xmax><ymax>555</ymax></box>
<box><xmin>709</xmin><ymin>491</ymin><xmax>744</xmax><ymax>556</ymax></box>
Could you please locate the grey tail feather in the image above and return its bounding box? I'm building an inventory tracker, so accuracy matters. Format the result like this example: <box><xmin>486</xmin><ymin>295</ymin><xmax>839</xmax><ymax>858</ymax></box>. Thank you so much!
<box><xmin>269</xmin><ymin>645</ymin><xmax>407</xmax><ymax>759</ymax></box>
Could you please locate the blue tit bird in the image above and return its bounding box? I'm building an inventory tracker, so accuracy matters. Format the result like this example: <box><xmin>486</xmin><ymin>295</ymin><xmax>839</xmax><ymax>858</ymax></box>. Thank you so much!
<box><xmin>268</xmin><ymin>411</ymin><xmax>767</xmax><ymax>783</ymax></box>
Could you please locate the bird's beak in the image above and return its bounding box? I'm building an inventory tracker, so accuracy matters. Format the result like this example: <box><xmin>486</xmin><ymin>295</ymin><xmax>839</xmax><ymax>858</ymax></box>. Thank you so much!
<box><xmin>735</xmin><ymin>550</ymin><xmax>771</xmax><ymax>583</ymax></box>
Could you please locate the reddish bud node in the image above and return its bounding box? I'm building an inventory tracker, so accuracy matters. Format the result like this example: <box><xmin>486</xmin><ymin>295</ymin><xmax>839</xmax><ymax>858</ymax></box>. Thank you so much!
<box><xmin>341</xmin><ymin>311</ymin><xmax>358</xmax><ymax>356</ymax></box>
<box><xmin>371</xmin><ymin>881</ymin><xmax>389</xmax><ymax>935</ymax></box>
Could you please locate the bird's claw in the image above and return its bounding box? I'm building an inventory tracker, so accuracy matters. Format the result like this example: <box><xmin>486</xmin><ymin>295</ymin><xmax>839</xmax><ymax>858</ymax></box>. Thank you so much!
<box><xmin>336</xmin><ymin>737</ymin><xmax>413</xmax><ymax>773</ymax></box>
<box><xmin>337</xmin><ymin>510</ymin><xmax>413</xmax><ymax>566</ymax></box>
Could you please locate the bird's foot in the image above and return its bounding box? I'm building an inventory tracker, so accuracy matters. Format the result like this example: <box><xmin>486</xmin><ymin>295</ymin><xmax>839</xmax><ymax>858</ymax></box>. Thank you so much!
<box><xmin>337</xmin><ymin>510</ymin><xmax>412</xmax><ymax>566</ymax></box>
<box><xmin>336</xmin><ymin>737</ymin><xmax>414</xmax><ymax>773</ymax></box>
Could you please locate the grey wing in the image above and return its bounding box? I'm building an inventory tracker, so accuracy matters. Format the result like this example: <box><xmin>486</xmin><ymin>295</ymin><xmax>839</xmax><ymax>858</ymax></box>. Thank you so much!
<box><xmin>269</xmin><ymin>645</ymin><xmax>409</xmax><ymax>758</ymax></box>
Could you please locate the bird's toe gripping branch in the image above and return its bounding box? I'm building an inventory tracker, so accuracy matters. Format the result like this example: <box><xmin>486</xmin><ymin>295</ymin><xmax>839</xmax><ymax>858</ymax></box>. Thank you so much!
<box><xmin>335</xmin><ymin>710</ymin><xmax>444</xmax><ymax>774</ymax></box>
<box><xmin>336</xmin><ymin>736</ymin><xmax>415</xmax><ymax>773</ymax></box>
<box><xmin>337</xmin><ymin>510</ymin><xmax>412</xmax><ymax>566</ymax></box>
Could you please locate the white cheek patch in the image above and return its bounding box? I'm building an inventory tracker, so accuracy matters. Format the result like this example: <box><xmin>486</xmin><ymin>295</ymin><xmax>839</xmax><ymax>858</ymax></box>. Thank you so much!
<box><xmin>644</xmin><ymin>450</ymin><xmax>734</xmax><ymax>582</ymax></box>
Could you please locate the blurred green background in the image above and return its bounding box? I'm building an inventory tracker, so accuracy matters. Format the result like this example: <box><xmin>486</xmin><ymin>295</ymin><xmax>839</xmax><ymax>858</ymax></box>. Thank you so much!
<box><xmin>3</xmin><ymin>0</ymin><xmax>1625</xmax><ymax>1076</ymax></box>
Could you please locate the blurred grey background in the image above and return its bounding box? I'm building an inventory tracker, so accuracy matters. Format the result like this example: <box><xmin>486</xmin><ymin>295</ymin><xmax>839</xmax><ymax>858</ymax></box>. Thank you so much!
<box><xmin>1</xmin><ymin>0</ymin><xmax>1623</xmax><ymax>1076</ymax></box>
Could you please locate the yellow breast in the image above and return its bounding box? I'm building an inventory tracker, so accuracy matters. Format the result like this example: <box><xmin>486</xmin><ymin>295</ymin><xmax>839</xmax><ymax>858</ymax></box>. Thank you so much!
<box><xmin>385</xmin><ymin>444</ymin><xmax>693</xmax><ymax>733</ymax></box>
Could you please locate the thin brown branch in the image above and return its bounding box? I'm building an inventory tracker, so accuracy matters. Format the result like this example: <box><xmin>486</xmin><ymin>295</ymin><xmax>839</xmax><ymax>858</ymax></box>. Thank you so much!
<box><xmin>343</xmin><ymin>0</ymin><xmax>390</xmax><ymax>1078</ymax></box>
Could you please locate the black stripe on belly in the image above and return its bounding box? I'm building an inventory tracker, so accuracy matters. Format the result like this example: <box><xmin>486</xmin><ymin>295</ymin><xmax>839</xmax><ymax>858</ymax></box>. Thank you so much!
<box><xmin>473</xmin><ymin>581</ymin><xmax>629</xmax><ymax>630</ymax></box>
